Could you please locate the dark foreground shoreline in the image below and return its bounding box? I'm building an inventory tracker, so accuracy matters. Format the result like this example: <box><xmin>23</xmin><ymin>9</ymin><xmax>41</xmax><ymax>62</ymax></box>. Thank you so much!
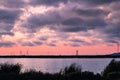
<box><xmin>0</xmin><ymin>55</ymin><xmax>119</xmax><ymax>58</ymax></box>
<box><xmin>0</xmin><ymin>59</ymin><xmax>119</xmax><ymax>80</ymax></box>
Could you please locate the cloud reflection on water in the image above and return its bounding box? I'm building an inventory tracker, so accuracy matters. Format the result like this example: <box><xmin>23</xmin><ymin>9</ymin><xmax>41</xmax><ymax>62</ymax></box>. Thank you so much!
<box><xmin>0</xmin><ymin>58</ymin><xmax>119</xmax><ymax>74</ymax></box>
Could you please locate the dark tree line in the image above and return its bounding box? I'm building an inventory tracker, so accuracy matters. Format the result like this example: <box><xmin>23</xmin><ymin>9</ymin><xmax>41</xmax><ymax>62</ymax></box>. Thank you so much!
<box><xmin>0</xmin><ymin>59</ymin><xmax>120</xmax><ymax>80</ymax></box>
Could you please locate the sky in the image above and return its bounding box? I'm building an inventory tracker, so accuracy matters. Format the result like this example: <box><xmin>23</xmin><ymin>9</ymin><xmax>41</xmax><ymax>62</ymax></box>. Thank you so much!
<box><xmin>0</xmin><ymin>0</ymin><xmax>120</xmax><ymax>55</ymax></box>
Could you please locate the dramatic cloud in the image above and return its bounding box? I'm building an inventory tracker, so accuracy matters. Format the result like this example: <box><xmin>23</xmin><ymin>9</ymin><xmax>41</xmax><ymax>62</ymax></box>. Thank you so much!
<box><xmin>22</xmin><ymin>7</ymin><xmax>108</xmax><ymax>32</ymax></box>
<box><xmin>0</xmin><ymin>9</ymin><xmax>22</xmax><ymax>37</ymax></box>
<box><xmin>75</xmin><ymin>8</ymin><xmax>109</xmax><ymax>17</ymax></box>
<box><xmin>70</xmin><ymin>39</ymin><xmax>87</xmax><ymax>43</ymax></box>
<box><xmin>39</xmin><ymin>36</ymin><xmax>48</xmax><ymax>41</ymax></box>
<box><xmin>0</xmin><ymin>32</ymin><xmax>14</xmax><ymax>36</ymax></box>
<box><xmin>47</xmin><ymin>43</ymin><xmax>56</xmax><ymax>46</ymax></box>
<box><xmin>0</xmin><ymin>42</ymin><xmax>15</xmax><ymax>47</ymax></box>
<box><xmin>29</xmin><ymin>0</ymin><xmax>68</xmax><ymax>6</ymax></box>
<box><xmin>0</xmin><ymin>9</ymin><xmax>22</xmax><ymax>24</ymax></box>
<box><xmin>29</xmin><ymin>0</ymin><xmax>120</xmax><ymax>7</ymax></box>
<box><xmin>70</xmin><ymin>43</ymin><xmax>80</xmax><ymax>47</ymax></box>
<box><xmin>60</xmin><ymin>18</ymin><xmax>107</xmax><ymax>32</ymax></box>
<box><xmin>0</xmin><ymin>23</ymin><xmax>13</xmax><ymax>32</ymax></box>
<box><xmin>0</xmin><ymin>0</ymin><xmax>25</xmax><ymax>8</ymax></box>
<box><xmin>78</xmin><ymin>0</ymin><xmax>120</xmax><ymax>6</ymax></box>
<box><xmin>21</xmin><ymin>11</ymin><xmax>61</xmax><ymax>32</ymax></box>
<box><xmin>105</xmin><ymin>25</ymin><xmax>120</xmax><ymax>38</ymax></box>
<box><xmin>0</xmin><ymin>0</ymin><xmax>120</xmax><ymax>48</ymax></box>
<box><xmin>21</xmin><ymin>42</ymin><xmax>35</xmax><ymax>46</ymax></box>
<box><xmin>21</xmin><ymin>41</ymin><xmax>42</xmax><ymax>46</ymax></box>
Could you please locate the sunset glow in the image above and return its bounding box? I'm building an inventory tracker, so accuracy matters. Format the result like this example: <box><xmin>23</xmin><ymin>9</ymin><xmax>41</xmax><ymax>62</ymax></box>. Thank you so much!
<box><xmin>0</xmin><ymin>0</ymin><xmax>119</xmax><ymax>55</ymax></box>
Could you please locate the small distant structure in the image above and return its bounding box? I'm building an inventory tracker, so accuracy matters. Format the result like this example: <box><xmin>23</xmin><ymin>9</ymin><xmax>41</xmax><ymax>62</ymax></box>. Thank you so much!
<box><xmin>26</xmin><ymin>50</ymin><xmax>29</xmax><ymax>55</ymax></box>
<box><xmin>47</xmin><ymin>51</ymin><xmax>50</xmax><ymax>55</ymax></box>
<box><xmin>20</xmin><ymin>50</ymin><xmax>22</xmax><ymax>55</ymax></box>
<box><xmin>76</xmin><ymin>50</ymin><xmax>78</xmax><ymax>56</ymax></box>
<box><xmin>117</xmin><ymin>42</ymin><xmax>120</xmax><ymax>53</ymax></box>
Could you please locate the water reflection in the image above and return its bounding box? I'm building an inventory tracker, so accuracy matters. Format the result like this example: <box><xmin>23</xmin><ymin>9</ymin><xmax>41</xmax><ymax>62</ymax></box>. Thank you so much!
<box><xmin>0</xmin><ymin>58</ymin><xmax>119</xmax><ymax>73</ymax></box>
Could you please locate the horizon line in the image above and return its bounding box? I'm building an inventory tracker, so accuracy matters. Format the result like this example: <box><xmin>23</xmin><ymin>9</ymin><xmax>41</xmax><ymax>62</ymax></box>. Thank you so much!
<box><xmin>0</xmin><ymin>54</ymin><xmax>119</xmax><ymax>58</ymax></box>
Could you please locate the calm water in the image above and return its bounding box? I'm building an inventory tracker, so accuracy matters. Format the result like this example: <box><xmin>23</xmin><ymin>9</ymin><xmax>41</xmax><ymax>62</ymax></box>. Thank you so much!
<box><xmin>0</xmin><ymin>58</ymin><xmax>119</xmax><ymax>74</ymax></box>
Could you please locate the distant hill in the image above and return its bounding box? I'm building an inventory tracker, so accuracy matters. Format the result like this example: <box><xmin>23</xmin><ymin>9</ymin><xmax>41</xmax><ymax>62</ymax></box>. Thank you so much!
<box><xmin>109</xmin><ymin>52</ymin><xmax>120</xmax><ymax>56</ymax></box>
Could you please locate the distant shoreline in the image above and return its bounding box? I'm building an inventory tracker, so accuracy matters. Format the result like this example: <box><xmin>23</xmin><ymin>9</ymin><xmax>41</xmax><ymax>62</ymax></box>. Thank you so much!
<box><xmin>0</xmin><ymin>55</ymin><xmax>120</xmax><ymax>58</ymax></box>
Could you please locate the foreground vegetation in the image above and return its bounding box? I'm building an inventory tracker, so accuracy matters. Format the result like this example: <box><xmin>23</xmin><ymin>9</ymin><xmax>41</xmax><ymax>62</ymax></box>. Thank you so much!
<box><xmin>0</xmin><ymin>59</ymin><xmax>120</xmax><ymax>80</ymax></box>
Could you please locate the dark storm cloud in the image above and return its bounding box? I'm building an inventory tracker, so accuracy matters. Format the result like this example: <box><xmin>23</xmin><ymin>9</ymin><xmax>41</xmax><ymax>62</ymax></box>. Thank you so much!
<box><xmin>0</xmin><ymin>42</ymin><xmax>15</xmax><ymax>47</ymax></box>
<box><xmin>101</xmin><ymin>1</ymin><xmax>120</xmax><ymax>44</ymax></box>
<box><xmin>29</xmin><ymin>0</ymin><xmax>68</xmax><ymax>6</ymax></box>
<box><xmin>57</xmin><ymin>25</ymin><xmax>86</xmax><ymax>32</ymax></box>
<box><xmin>75</xmin><ymin>8</ymin><xmax>109</xmax><ymax>17</ymax></box>
<box><xmin>98</xmin><ymin>23</ymin><xmax>120</xmax><ymax>44</ymax></box>
<box><xmin>47</xmin><ymin>43</ymin><xmax>56</xmax><ymax>46</ymax></box>
<box><xmin>22</xmin><ymin>7</ymin><xmax>107</xmax><ymax>32</ymax></box>
<box><xmin>21</xmin><ymin>0</ymin><xmax>120</xmax><ymax>46</ymax></box>
<box><xmin>55</xmin><ymin>18</ymin><xmax>106</xmax><ymax>32</ymax></box>
<box><xmin>0</xmin><ymin>0</ymin><xmax>25</xmax><ymax>8</ymax></box>
<box><xmin>39</xmin><ymin>36</ymin><xmax>48</xmax><ymax>41</ymax></box>
<box><xmin>0</xmin><ymin>23</ymin><xmax>13</xmax><ymax>32</ymax></box>
<box><xmin>22</xmin><ymin>11</ymin><xmax>61</xmax><ymax>32</ymax></box>
<box><xmin>33</xmin><ymin>41</ymin><xmax>43</xmax><ymax>45</ymax></box>
<box><xmin>79</xmin><ymin>0</ymin><xmax>120</xmax><ymax>6</ymax></box>
<box><xmin>109</xmin><ymin>2</ymin><xmax>120</xmax><ymax>10</ymax></box>
<box><xmin>104</xmin><ymin>25</ymin><xmax>120</xmax><ymax>38</ymax></box>
<box><xmin>46</xmin><ymin>40</ymin><xmax>57</xmax><ymax>46</ymax></box>
<box><xmin>21</xmin><ymin>40</ymin><xmax>57</xmax><ymax>47</ymax></box>
<box><xmin>0</xmin><ymin>9</ymin><xmax>22</xmax><ymax>24</ymax></box>
<box><xmin>70</xmin><ymin>39</ymin><xmax>86</xmax><ymax>43</ymax></box>
<box><xmin>105</xmin><ymin>39</ymin><xmax>118</xmax><ymax>44</ymax></box>
<box><xmin>85</xmin><ymin>18</ymin><xmax>107</xmax><ymax>27</ymax></box>
<box><xmin>102</xmin><ymin>2</ymin><xmax>120</xmax><ymax>41</ymax></box>
<box><xmin>0</xmin><ymin>32</ymin><xmax>14</xmax><ymax>36</ymax></box>
<box><xmin>22</xmin><ymin>41</ymin><xmax>43</xmax><ymax>46</ymax></box>
<box><xmin>70</xmin><ymin>43</ymin><xmax>80</xmax><ymax>47</ymax></box>
<box><xmin>70</xmin><ymin>38</ymin><xmax>92</xmax><ymax>46</ymax></box>
<box><xmin>0</xmin><ymin>9</ymin><xmax>22</xmax><ymax>36</ymax></box>
<box><xmin>62</xmin><ymin>18</ymin><xmax>83</xmax><ymax>25</ymax></box>
<box><xmin>29</xmin><ymin>0</ymin><xmax>120</xmax><ymax>7</ymax></box>
<box><xmin>22</xmin><ymin>42</ymin><xmax>35</xmax><ymax>46</ymax></box>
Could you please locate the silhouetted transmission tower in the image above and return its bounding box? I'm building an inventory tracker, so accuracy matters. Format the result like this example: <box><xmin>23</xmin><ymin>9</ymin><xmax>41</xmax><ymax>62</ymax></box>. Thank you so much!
<box><xmin>76</xmin><ymin>50</ymin><xmax>78</xmax><ymax>56</ymax></box>
<box><xmin>117</xmin><ymin>42</ymin><xmax>119</xmax><ymax>53</ymax></box>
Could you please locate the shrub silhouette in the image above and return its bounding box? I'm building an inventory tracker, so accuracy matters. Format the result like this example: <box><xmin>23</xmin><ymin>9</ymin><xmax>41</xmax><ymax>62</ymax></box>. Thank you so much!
<box><xmin>60</xmin><ymin>63</ymin><xmax>82</xmax><ymax>75</ymax></box>
<box><xmin>59</xmin><ymin>63</ymin><xmax>101</xmax><ymax>80</ymax></box>
<box><xmin>2</xmin><ymin>61</ymin><xmax>120</xmax><ymax>80</ymax></box>
<box><xmin>107</xmin><ymin>72</ymin><xmax>120</xmax><ymax>80</ymax></box>
<box><xmin>0</xmin><ymin>63</ymin><xmax>22</xmax><ymax>74</ymax></box>
<box><xmin>82</xmin><ymin>71</ymin><xmax>102</xmax><ymax>80</ymax></box>
<box><xmin>0</xmin><ymin>63</ymin><xmax>22</xmax><ymax>80</ymax></box>
<box><xmin>102</xmin><ymin>59</ymin><xmax>120</xmax><ymax>80</ymax></box>
<box><xmin>20</xmin><ymin>69</ymin><xmax>43</xmax><ymax>80</ymax></box>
